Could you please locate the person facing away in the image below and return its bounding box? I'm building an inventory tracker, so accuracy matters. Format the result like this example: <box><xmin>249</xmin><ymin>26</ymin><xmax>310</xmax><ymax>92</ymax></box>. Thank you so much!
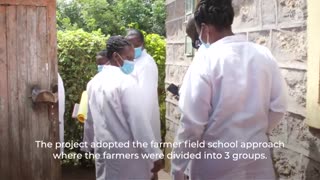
<box><xmin>171</xmin><ymin>0</ymin><xmax>287</xmax><ymax>180</ymax></box>
<box><xmin>96</xmin><ymin>49</ymin><xmax>110</xmax><ymax>73</ymax></box>
<box><xmin>126</xmin><ymin>29</ymin><xmax>161</xmax><ymax>144</ymax></box>
<box><xmin>85</xmin><ymin>36</ymin><xmax>163</xmax><ymax>180</ymax></box>
<box><xmin>82</xmin><ymin>49</ymin><xmax>110</xmax><ymax>153</ymax></box>
<box><xmin>186</xmin><ymin>17</ymin><xmax>201</xmax><ymax>50</ymax></box>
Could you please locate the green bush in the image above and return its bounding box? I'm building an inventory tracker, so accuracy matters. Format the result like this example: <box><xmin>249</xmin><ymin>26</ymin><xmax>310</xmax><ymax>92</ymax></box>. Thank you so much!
<box><xmin>58</xmin><ymin>29</ymin><xmax>166</xmax><ymax>166</ymax></box>
<box><xmin>57</xmin><ymin>0</ymin><xmax>166</xmax><ymax>36</ymax></box>
<box><xmin>58</xmin><ymin>29</ymin><xmax>107</xmax><ymax>166</ymax></box>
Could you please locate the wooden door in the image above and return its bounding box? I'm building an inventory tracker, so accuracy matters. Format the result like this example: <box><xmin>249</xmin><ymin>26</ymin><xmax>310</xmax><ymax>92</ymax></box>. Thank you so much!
<box><xmin>0</xmin><ymin>0</ymin><xmax>60</xmax><ymax>179</ymax></box>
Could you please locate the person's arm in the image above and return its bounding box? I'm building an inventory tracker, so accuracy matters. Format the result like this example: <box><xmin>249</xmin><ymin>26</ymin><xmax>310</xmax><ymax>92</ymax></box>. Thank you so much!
<box><xmin>140</xmin><ymin>59</ymin><xmax>158</xmax><ymax>91</ymax></box>
<box><xmin>267</xmin><ymin>61</ymin><xmax>288</xmax><ymax>133</ymax></box>
<box><xmin>138</xmin><ymin>58</ymin><xmax>161</xmax><ymax>142</ymax></box>
<box><xmin>138</xmin><ymin>59</ymin><xmax>159</xmax><ymax>107</ymax></box>
<box><xmin>171</xmin><ymin>61</ymin><xmax>213</xmax><ymax>180</ymax></box>
<box><xmin>121</xmin><ymin>81</ymin><xmax>163</xmax><ymax>156</ymax></box>
<box><xmin>58</xmin><ymin>73</ymin><xmax>65</xmax><ymax>153</ymax></box>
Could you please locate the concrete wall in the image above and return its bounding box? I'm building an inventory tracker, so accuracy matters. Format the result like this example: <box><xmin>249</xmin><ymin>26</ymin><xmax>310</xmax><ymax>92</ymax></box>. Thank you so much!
<box><xmin>164</xmin><ymin>0</ymin><xmax>189</xmax><ymax>171</ymax></box>
<box><xmin>165</xmin><ymin>0</ymin><xmax>320</xmax><ymax>179</ymax></box>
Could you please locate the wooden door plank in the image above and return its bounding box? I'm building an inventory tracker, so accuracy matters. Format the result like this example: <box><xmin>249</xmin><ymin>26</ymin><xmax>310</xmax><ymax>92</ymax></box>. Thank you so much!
<box><xmin>17</xmin><ymin>5</ymin><xmax>32</xmax><ymax>179</ymax></box>
<box><xmin>0</xmin><ymin>6</ymin><xmax>9</xmax><ymax>179</ymax></box>
<box><xmin>47</xmin><ymin>1</ymin><xmax>60</xmax><ymax>179</ymax></box>
<box><xmin>6</xmin><ymin>5</ymin><xmax>21</xmax><ymax>179</ymax></box>
<box><xmin>27</xmin><ymin>6</ymin><xmax>42</xmax><ymax>180</ymax></box>
<box><xmin>1</xmin><ymin>1</ymin><xmax>60</xmax><ymax>179</ymax></box>
<box><xmin>47</xmin><ymin>0</ymin><xmax>57</xmax><ymax>86</ymax></box>
<box><xmin>37</xmin><ymin>7</ymin><xmax>51</xmax><ymax>180</ymax></box>
<box><xmin>0</xmin><ymin>0</ymin><xmax>49</xmax><ymax>7</ymax></box>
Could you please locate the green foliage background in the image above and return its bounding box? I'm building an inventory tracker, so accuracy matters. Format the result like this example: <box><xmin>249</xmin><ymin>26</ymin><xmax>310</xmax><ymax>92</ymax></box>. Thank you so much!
<box><xmin>58</xmin><ymin>29</ymin><xmax>107</xmax><ymax>165</ymax></box>
<box><xmin>58</xmin><ymin>29</ymin><xmax>166</xmax><ymax>166</ymax></box>
<box><xmin>57</xmin><ymin>0</ymin><xmax>166</xmax><ymax>36</ymax></box>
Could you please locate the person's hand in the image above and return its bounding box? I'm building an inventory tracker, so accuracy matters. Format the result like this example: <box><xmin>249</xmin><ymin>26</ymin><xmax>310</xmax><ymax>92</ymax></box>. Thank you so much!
<box><xmin>151</xmin><ymin>159</ymin><xmax>164</xmax><ymax>174</ymax></box>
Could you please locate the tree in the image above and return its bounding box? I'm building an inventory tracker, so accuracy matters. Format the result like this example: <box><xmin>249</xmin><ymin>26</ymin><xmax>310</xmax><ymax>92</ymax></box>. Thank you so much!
<box><xmin>57</xmin><ymin>0</ymin><xmax>166</xmax><ymax>36</ymax></box>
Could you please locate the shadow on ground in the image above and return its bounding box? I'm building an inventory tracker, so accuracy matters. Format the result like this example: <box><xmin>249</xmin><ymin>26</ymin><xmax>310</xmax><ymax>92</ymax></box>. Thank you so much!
<box><xmin>62</xmin><ymin>166</ymin><xmax>95</xmax><ymax>180</ymax></box>
<box><xmin>305</xmin><ymin>127</ymin><xmax>320</xmax><ymax>180</ymax></box>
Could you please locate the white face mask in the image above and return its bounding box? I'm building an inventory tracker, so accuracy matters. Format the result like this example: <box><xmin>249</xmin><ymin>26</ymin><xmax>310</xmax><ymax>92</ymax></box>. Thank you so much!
<box><xmin>97</xmin><ymin>65</ymin><xmax>104</xmax><ymax>73</ymax></box>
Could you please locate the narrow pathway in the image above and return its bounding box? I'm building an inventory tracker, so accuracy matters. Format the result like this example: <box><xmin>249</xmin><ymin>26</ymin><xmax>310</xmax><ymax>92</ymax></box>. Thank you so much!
<box><xmin>62</xmin><ymin>166</ymin><xmax>171</xmax><ymax>180</ymax></box>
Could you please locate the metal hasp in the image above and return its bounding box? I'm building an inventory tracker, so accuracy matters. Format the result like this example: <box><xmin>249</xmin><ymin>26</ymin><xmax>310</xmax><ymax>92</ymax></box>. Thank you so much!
<box><xmin>31</xmin><ymin>85</ymin><xmax>58</xmax><ymax>104</ymax></box>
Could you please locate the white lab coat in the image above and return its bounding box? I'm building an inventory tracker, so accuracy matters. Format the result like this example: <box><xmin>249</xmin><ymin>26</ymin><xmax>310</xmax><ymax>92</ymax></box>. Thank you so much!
<box><xmin>58</xmin><ymin>73</ymin><xmax>65</xmax><ymax>153</ymax></box>
<box><xmin>132</xmin><ymin>49</ymin><xmax>161</xmax><ymax>143</ymax></box>
<box><xmin>86</xmin><ymin>66</ymin><xmax>162</xmax><ymax>180</ymax></box>
<box><xmin>82</xmin><ymin>65</ymin><xmax>108</xmax><ymax>152</ymax></box>
<box><xmin>171</xmin><ymin>35</ymin><xmax>287</xmax><ymax>180</ymax></box>
<box><xmin>82</xmin><ymin>80</ymin><xmax>94</xmax><ymax>152</ymax></box>
<box><xmin>183</xmin><ymin>44</ymin><xmax>207</xmax><ymax>177</ymax></box>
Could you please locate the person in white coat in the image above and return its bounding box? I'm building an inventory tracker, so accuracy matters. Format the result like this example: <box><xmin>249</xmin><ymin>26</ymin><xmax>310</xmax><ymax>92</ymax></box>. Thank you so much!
<box><xmin>171</xmin><ymin>0</ymin><xmax>287</xmax><ymax>179</ymax></box>
<box><xmin>82</xmin><ymin>50</ymin><xmax>110</xmax><ymax>153</ymax></box>
<box><xmin>58</xmin><ymin>73</ymin><xmax>65</xmax><ymax>153</ymax></box>
<box><xmin>186</xmin><ymin>17</ymin><xmax>201</xmax><ymax>50</ymax></box>
<box><xmin>96</xmin><ymin>50</ymin><xmax>110</xmax><ymax>73</ymax></box>
<box><xmin>85</xmin><ymin>36</ymin><xmax>163</xmax><ymax>180</ymax></box>
<box><xmin>126</xmin><ymin>29</ymin><xmax>161</xmax><ymax>144</ymax></box>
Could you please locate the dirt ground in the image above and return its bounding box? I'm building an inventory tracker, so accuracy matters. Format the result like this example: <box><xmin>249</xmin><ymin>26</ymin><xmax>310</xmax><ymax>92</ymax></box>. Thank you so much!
<box><xmin>61</xmin><ymin>166</ymin><xmax>171</xmax><ymax>180</ymax></box>
<box><xmin>62</xmin><ymin>166</ymin><xmax>95</xmax><ymax>180</ymax></box>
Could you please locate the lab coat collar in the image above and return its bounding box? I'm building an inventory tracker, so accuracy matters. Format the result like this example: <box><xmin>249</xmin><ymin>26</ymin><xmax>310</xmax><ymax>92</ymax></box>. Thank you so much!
<box><xmin>210</xmin><ymin>34</ymin><xmax>247</xmax><ymax>48</ymax></box>
<box><xmin>134</xmin><ymin>49</ymin><xmax>147</xmax><ymax>62</ymax></box>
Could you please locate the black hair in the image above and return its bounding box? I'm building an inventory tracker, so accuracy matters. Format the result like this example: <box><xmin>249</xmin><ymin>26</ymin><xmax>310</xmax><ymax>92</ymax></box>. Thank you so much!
<box><xmin>106</xmin><ymin>36</ymin><xmax>132</xmax><ymax>59</ymax></box>
<box><xmin>186</xmin><ymin>17</ymin><xmax>201</xmax><ymax>49</ymax></box>
<box><xmin>97</xmin><ymin>50</ymin><xmax>108</xmax><ymax>58</ymax></box>
<box><xmin>127</xmin><ymin>29</ymin><xmax>145</xmax><ymax>43</ymax></box>
<box><xmin>186</xmin><ymin>17</ymin><xmax>198</xmax><ymax>40</ymax></box>
<box><xmin>194</xmin><ymin>0</ymin><xmax>234</xmax><ymax>31</ymax></box>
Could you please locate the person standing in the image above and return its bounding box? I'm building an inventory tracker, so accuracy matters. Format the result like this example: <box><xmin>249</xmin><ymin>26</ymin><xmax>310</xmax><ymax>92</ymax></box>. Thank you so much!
<box><xmin>86</xmin><ymin>36</ymin><xmax>163</xmax><ymax>180</ymax></box>
<box><xmin>82</xmin><ymin>50</ymin><xmax>110</xmax><ymax>152</ymax></box>
<box><xmin>171</xmin><ymin>0</ymin><xmax>287</xmax><ymax>179</ymax></box>
<box><xmin>186</xmin><ymin>17</ymin><xmax>201</xmax><ymax>50</ymax></box>
<box><xmin>126</xmin><ymin>29</ymin><xmax>161</xmax><ymax>144</ymax></box>
<box><xmin>96</xmin><ymin>50</ymin><xmax>110</xmax><ymax>73</ymax></box>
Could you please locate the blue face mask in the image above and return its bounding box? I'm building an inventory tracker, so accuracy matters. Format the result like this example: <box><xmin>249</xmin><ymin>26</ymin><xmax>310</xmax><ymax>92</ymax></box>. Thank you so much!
<box><xmin>121</xmin><ymin>60</ymin><xmax>135</xmax><ymax>74</ymax></box>
<box><xmin>134</xmin><ymin>47</ymin><xmax>143</xmax><ymax>59</ymax></box>
<box><xmin>97</xmin><ymin>65</ymin><xmax>104</xmax><ymax>73</ymax></box>
<box><xmin>199</xmin><ymin>27</ymin><xmax>210</xmax><ymax>48</ymax></box>
<box><xmin>117</xmin><ymin>53</ymin><xmax>135</xmax><ymax>74</ymax></box>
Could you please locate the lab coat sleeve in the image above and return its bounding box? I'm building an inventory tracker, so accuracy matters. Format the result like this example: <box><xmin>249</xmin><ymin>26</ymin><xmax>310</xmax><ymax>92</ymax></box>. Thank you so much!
<box><xmin>58</xmin><ymin>73</ymin><xmax>65</xmax><ymax>153</ymax></box>
<box><xmin>138</xmin><ymin>59</ymin><xmax>161</xmax><ymax>142</ymax></box>
<box><xmin>121</xmin><ymin>82</ymin><xmax>163</xmax><ymax>160</ymax></box>
<box><xmin>140</xmin><ymin>59</ymin><xmax>158</xmax><ymax>92</ymax></box>
<box><xmin>267</xmin><ymin>60</ymin><xmax>288</xmax><ymax>133</ymax></box>
<box><xmin>138</xmin><ymin>59</ymin><xmax>159</xmax><ymax>115</ymax></box>
<box><xmin>81</xmin><ymin>82</ymin><xmax>94</xmax><ymax>152</ymax></box>
<box><xmin>171</xmin><ymin>62</ymin><xmax>212</xmax><ymax>179</ymax></box>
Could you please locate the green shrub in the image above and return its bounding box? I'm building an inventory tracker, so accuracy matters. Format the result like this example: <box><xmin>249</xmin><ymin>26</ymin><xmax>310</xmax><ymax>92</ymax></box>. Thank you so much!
<box><xmin>58</xmin><ymin>29</ymin><xmax>107</xmax><ymax>166</ymax></box>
